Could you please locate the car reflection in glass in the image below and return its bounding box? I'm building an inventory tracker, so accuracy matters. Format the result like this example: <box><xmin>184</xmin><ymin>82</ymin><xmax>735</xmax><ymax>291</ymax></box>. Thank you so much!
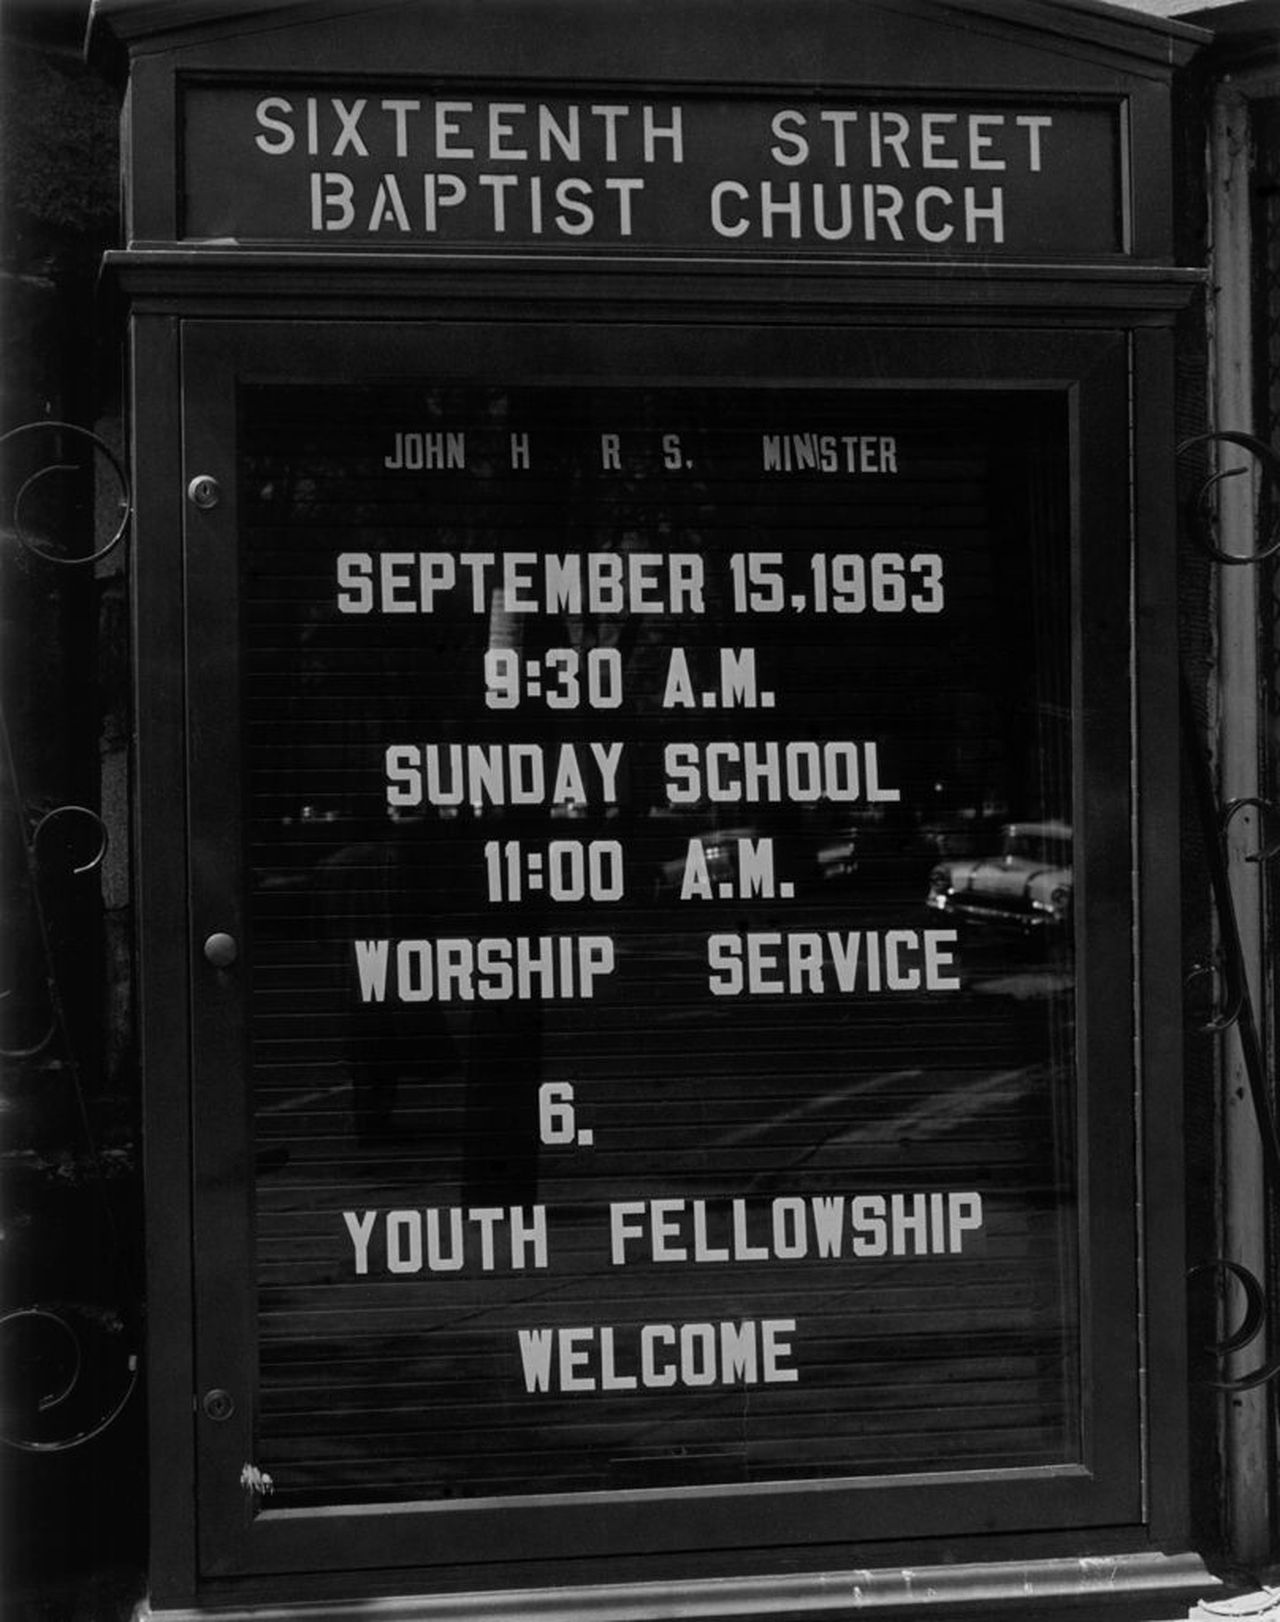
<box><xmin>655</xmin><ymin>824</ymin><xmax>762</xmax><ymax>897</ymax></box>
<box><xmin>926</xmin><ymin>820</ymin><xmax>1073</xmax><ymax>934</ymax></box>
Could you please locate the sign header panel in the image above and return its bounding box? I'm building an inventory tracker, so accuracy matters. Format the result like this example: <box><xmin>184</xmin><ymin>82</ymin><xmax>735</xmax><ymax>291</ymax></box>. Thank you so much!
<box><xmin>182</xmin><ymin>87</ymin><xmax>1124</xmax><ymax>257</ymax></box>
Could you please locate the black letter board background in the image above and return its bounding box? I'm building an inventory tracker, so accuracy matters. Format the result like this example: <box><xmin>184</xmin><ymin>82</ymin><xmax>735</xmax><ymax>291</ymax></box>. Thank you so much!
<box><xmin>238</xmin><ymin>384</ymin><xmax>1077</xmax><ymax>1506</ymax></box>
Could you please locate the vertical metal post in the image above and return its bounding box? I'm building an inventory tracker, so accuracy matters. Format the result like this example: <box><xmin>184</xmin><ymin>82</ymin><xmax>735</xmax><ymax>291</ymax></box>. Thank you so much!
<box><xmin>1208</xmin><ymin>82</ymin><xmax>1271</xmax><ymax>1566</ymax></box>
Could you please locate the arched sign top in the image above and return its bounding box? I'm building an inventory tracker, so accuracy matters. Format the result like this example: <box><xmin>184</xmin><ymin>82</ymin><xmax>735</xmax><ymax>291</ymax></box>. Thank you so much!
<box><xmin>86</xmin><ymin>0</ymin><xmax>1210</xmax><ymax>73</ymax></box>
<box><xmin>92</xmin><ymin>0</ymin><xmax>1207</xmax><ymax>269</ymax></box>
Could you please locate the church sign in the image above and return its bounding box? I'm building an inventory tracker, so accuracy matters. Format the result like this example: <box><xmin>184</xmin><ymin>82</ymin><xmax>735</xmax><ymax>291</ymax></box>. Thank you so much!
<box><xmin>183</xmin><ymin>86</ymin><xmax>1122</xmax><ymax>255</ymax></box>
<box><xmin>93</xmin><ymin>0</ymin><xmax>1212</xmax><ymax>1614</ymax></box>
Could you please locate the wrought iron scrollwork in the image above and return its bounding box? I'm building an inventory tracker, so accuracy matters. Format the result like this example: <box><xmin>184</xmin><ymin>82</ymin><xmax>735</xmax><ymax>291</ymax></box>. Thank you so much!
<box><xmin>1179</xmin><ymin>666</ymin><xmax>1280</xmax><ymax>1190</ymax></box>
<box><xmin>1179</xmin><ymin>429</ymin><xmax>1280</xmax><ymax>1391</ymax></box>
<box><xmin>1188</xmin><ymin>1260</ymin><xmax>1280</xmax><ymax>1393</ymax></box>
<box><xmin>1179</xmin><ymin>430</ymin><xmax>1280</xmax><ymax>565</ymax></box>
<box><xmin>1184</xmin><ymin>952</ymin><xmax>1248</xmax><ymax>1036</ymax></box>
<box><xmin>1</xmin><ymin>419</ymin><xmax>138</xmax><ymax>1450</ymax></box>
<box><xmin>1222</xmin><ymin>797</ymin><xmax>1280</xmax><ymax>866</ymax></box>
<box><xmin>0</xmin><ymin>1305</ymin><xmax>139</xmax><ymax>1453</ymax></box>
<box><xmin>0</xmin><ymin>718</ymin><xmax>112</xmax><ymax>1065</ymax></box>
<box><xmin>0</xmin><ymin>421</ymin><xmax>130</xmax><ymax>567</ymax></box>
<box><xmin>0</xmin><ymin>996</ymin><xmax>57</xmax><ymax>1062</ymax></box>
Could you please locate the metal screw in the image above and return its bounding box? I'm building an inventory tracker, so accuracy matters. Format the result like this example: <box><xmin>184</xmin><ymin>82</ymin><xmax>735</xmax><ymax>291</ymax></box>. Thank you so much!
<box><xmin>187</xmin><ymin>475</ymin><xmax>221</xmax><ymax>510</ymax></box>
<box><xmin>203</xmin><ymin>1388</ymin><xmax>235</xmax><ymax>1421</ymax></box>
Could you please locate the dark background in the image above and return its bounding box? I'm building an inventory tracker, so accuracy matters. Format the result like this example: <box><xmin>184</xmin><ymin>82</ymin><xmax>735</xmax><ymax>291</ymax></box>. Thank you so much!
<box><xmin>1</xmin><ymin>2</ymin><xmax>145</xmax><ymax>1617</ymax></box>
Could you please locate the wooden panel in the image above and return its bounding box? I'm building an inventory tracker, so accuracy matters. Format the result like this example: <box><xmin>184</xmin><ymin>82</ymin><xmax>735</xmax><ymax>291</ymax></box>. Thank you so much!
<box><xmin>181</xmin><ymin>86</ymin><xmax>1123</xmax><ymax>260</ymax></box>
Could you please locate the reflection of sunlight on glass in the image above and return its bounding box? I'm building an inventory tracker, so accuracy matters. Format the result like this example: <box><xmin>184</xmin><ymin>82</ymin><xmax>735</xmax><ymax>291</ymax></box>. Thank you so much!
<box><xmin>486</xmin><ymin>589</ymin><xmax>520</xmax><ymax>654</ymax></box>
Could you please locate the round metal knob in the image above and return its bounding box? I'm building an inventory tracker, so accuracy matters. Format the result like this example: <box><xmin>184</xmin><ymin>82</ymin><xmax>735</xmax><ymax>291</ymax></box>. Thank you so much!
<box><xmin>203</xmin><ymin>932</ymin><xmax>238</xmax><ymax>968</ymax></box>
<box><xmin>202</xmin><ymin>1388</ymin><xmax>235</xmax><ymax>1421</ymax></box>
<box><xmin>187</xmin><ymin>475</ymin><xmax>221</xmax><ymax>510</ymax></box>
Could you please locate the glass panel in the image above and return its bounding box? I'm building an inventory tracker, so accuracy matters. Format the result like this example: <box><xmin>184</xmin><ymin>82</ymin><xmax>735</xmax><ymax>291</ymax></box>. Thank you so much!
<box><xmin>239</xmin><ymin>384</ymin><xmax>1078</xmax><ymax>1508</ymax></box>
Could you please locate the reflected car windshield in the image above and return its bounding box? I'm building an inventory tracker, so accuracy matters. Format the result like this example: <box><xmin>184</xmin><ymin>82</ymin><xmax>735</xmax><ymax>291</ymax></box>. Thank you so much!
<box><xmin>1005</xmin><ymin>831</ymin><xmax>1071</xmax><ymax>866</ymax></box>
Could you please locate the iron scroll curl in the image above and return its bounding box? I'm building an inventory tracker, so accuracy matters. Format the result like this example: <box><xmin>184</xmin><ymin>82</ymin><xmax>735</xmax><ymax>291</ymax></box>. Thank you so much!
<box><xmin>1</xmin><ymin>420</ymin><xmax>138</xmax><ymax>1442</ymax></box>
<box><xmin>1177</xmin><ymin>428</ymin><xmax>1280</xmax><ymax>1390</ymax></box>
<box><xmin>1177</xmin><ymin>430</ymin><xmax>1280</xmax><ymax>565</ymax></box>
<box><xmin>0</xmin><ymin>420</ymin><xmax>131</xmax><ymax>567</ymax></box>
<box><xmin>1188</xmin><ymin>1261</ymin><xmax>1280</xmax><ymax>1394</ymax></box>
<box><xmin>0</xmin><ymin>1304</ymin><xmax>139</xmax><ymax>1453</ymax></box>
